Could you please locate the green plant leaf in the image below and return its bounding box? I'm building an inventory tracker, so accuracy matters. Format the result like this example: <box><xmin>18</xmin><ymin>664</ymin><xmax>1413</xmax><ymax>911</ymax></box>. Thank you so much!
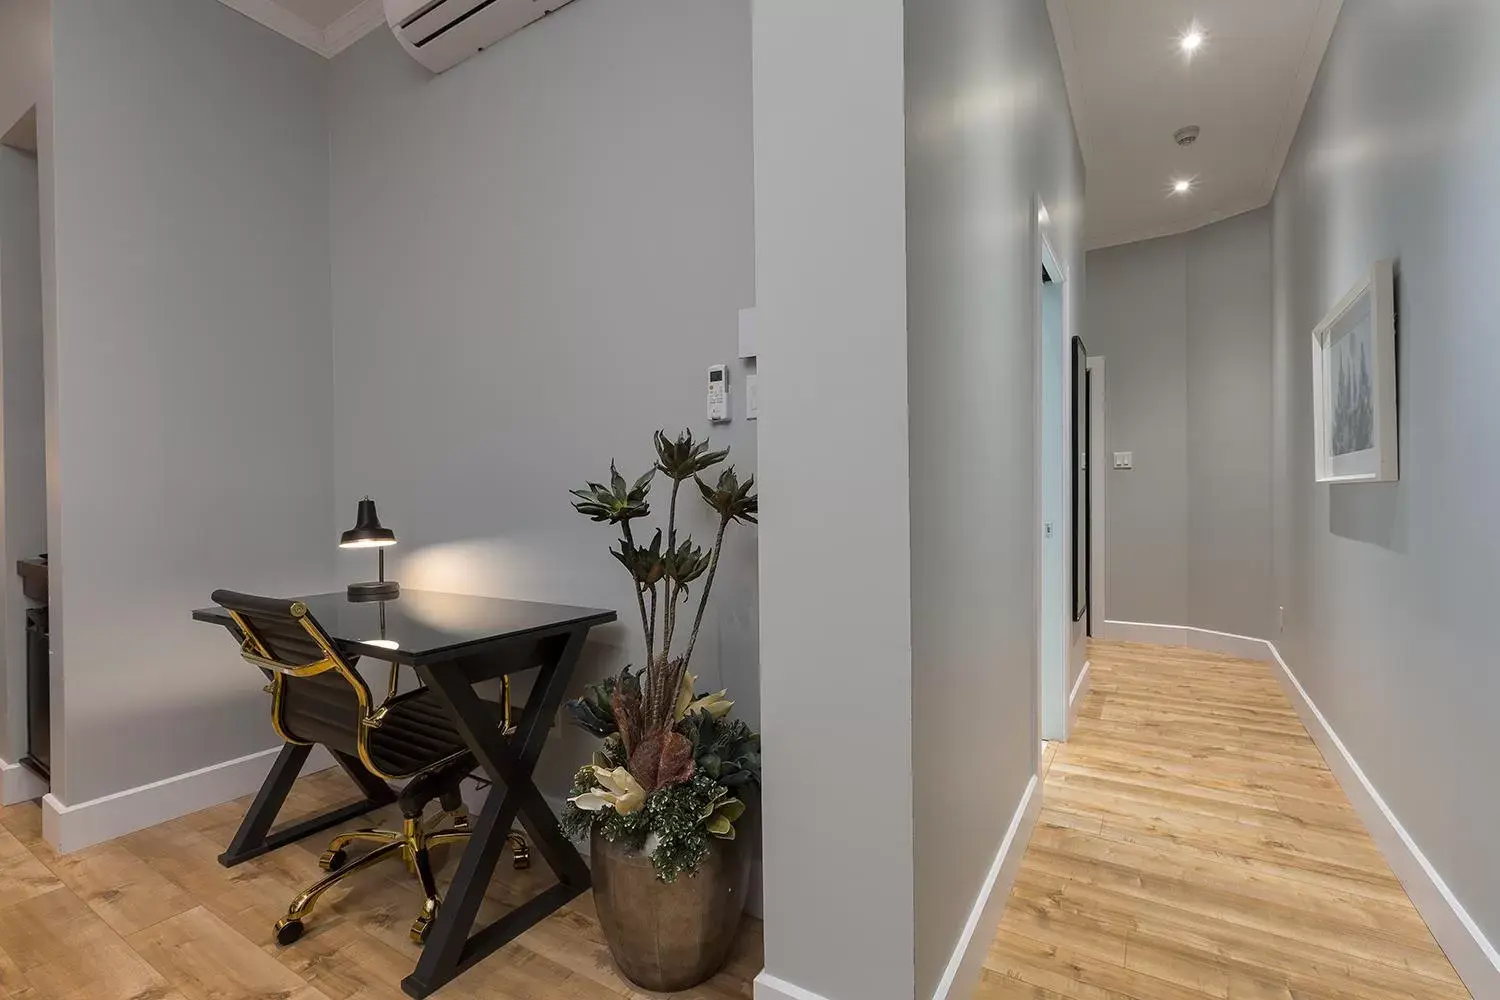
<box><xmin>569</xmin><ymin>461</ymin><xmax>653</xmax><ymax>524</ymax></box>
<box><xmin>695</xmin><ymin>467</ymin><xmax>758</xmax><ymax>524</ymax></box>
<box><xmin>654</xmin><ymin>429</ymin><xmax>730</xmax><ymax>482</ymax></box>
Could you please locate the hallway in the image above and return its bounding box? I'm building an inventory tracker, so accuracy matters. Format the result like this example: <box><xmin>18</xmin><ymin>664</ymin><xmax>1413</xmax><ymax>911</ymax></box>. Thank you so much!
<box><xmin>976</xmin><ymin>641</ymin><xmax>1470</xmax><ymax>1000</ymax></box>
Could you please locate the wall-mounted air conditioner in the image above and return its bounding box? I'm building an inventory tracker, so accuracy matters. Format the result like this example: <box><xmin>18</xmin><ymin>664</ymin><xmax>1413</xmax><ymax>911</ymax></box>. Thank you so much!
<box><xmin>384</xmin><ymin>0</ymin><xmax>578</xmax><ymax>74</ymax></box>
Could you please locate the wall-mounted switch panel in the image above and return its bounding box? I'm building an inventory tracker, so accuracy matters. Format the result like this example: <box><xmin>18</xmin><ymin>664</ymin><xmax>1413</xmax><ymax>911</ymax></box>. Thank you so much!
<box><xmin>744</xmin><ymin>373</ymin><xmax>759</xmax><ymax>419</ymax></box>
<box><xmin>1112</xmin><ymin>451</ymin><xmax>1134</xmax><ymax>470</ymax></box>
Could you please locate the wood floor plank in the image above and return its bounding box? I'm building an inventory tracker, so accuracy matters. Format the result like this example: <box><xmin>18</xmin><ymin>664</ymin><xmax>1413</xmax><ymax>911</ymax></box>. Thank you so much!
<box><xmin>0</xmin><ymin>775</ymin><xmax>756</xmax><ymax>1000</ymax></box>
<box><xmin>976</xmin><ymin>640</ymin><xmax>1471</xmax><ymax>1000</ymax></box>
<box><xmin>0</xmin><ymin>887</ymin><xmax>182</xmax><ymax>1000</ymax></box>
<box><xmin>128</xmin><ymin>906</ymin><xmax>334</xmax><ymax>1000</ymax></box>
<box><xmin>39</xmin><ymin>841</ymin><xmax>197</xmax><ymax>936</ymax></box>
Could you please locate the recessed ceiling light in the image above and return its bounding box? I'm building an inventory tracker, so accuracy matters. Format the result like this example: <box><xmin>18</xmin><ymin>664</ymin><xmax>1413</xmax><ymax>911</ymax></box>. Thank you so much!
<box><xmin>1180</xmin><ymin>24</ymin><xmax>1205</xmax><ymax>55</ymax></box>
<box><xmin>1173</xmin><ymin>178</ymin><xmax>1193</xmax><ymax>194</ymax></box>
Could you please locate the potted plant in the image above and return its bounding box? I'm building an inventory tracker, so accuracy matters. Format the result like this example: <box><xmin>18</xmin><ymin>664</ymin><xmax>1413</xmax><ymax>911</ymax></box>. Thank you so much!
<box><xmin>561</xmin><ymin>429</ymin><xmax>760</xmax><ymax>992</ymax></box>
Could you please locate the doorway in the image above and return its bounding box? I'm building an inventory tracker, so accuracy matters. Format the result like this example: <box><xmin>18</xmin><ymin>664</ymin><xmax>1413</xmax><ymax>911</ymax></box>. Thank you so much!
<box><xmin>1071</xmin><ymin>336</ymin><xmax>1090</xmax><ymax>635</ymax></box>
<box><xmin>0</xmin><ymin>105</ymin><xmax>50</xmax><ymax>804</ymax></box>
<box><xmin>1036</xmin><ymin>210</ymin><xmax>1070</xmax><ymax>745</ymax></box>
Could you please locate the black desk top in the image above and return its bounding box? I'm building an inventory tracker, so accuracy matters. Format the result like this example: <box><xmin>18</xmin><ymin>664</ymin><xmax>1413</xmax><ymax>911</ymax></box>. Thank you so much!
<box><xmin>193</xmin><ymin>589</ymin><xmax>616</xmax><ymax>666</ymax></box>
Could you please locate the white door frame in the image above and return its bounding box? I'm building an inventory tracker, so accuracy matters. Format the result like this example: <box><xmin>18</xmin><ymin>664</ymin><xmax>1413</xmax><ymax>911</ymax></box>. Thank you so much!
<box><xmin>1034</xmin><ymin>198</ymin><xmax>1071</xmax><ymax>760</ymax></box>
<box><xmin>1087</xmin><ymin>355</ymin><xmax>1108</xmax><ymax>636</ymax></box>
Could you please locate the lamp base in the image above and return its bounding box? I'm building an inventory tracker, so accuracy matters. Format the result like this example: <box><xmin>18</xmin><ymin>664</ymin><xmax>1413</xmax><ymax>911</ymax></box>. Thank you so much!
<box><xmin>347</xmin><ymin>580</ymin><xmax>400</xmax><ymax>602</ymax></box>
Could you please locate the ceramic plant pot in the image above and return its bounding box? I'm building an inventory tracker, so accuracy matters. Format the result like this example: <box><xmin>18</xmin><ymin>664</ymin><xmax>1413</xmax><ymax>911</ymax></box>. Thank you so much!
<box><xmin>590</xmin><ymin>824</ymin><xmax>753</xmax><ymax>992</ymax></box>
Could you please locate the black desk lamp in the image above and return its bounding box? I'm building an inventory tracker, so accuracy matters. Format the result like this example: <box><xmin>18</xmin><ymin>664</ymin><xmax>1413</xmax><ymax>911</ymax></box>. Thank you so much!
<box><xmin>340</xmin><ymin>497</ymin><xmax>399</xmax><ymax>601</ymax></box>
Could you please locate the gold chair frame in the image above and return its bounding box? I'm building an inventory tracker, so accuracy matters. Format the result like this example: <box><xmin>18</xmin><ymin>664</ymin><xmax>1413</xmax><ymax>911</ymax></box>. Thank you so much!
<box><xmin>228</xmin><ymin>602</ymin><xmax>528</xmax><ymax>946</ymax></box>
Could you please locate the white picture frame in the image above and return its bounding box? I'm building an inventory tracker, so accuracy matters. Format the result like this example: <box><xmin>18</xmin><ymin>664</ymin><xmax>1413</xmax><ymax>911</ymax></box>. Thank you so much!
<box><xmin>1311</xmin><ymin>259</ymin><xmax>1398</xmax><ymax>483</ymax></box>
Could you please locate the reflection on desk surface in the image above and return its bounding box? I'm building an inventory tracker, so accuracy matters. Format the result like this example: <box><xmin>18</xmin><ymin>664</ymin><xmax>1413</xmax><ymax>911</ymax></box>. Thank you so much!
<box><xmin>193</xmin><ymin>589</ymin><xmax>615</xmax><ymax>663</ymax></box>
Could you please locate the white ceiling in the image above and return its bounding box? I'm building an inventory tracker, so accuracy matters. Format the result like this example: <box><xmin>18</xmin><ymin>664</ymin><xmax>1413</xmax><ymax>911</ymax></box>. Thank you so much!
<box><xmin>1049</xmin><ymin>0</ymin><xmax>1342</xmax><ymax>250</ymax></box>
<box><xmin>215</xmin><ymin>0</ymin><xmax>384</xmax><ymax>58</ymax></box>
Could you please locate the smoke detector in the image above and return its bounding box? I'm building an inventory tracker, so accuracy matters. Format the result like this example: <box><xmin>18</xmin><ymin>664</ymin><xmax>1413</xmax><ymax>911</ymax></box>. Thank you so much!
<box><xmin>1174</xmin><ymin>125</ymin><xmax>1201</xmax><ymax>147</ymax></box>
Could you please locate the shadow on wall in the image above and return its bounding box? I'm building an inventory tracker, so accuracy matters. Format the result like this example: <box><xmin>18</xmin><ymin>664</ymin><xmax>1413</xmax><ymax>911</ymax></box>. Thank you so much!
<box><xmin>1327</xmin><ymin>267</ymin><xmax>1404</xmax><ymax>553</ymax></box>
<box><xmin>1328</xmin><ymin>484</ymin><xmax>1405</xmax><ymax>552</ymax></box>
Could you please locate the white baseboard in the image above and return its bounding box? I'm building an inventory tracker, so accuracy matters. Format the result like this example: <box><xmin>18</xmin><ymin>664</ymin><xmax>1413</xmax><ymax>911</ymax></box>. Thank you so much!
<box><xmin>1266</xmin><ymin>642</ymin><xmax>1500</xmax><ymax>998</ymax></box>
<box><xmin>1098</xmin><ymin>621</ymin><xmax>1499</xmax><ymax>994</ymax></box>
<box><xmin>1067</xmin><ymin>659</ymin><xmax>1092</xmax><ymax>734</ymax></box>
<box><xmin>42</xmin><ymin>745</ymin><xmax>334</xmax><ymax>854</ymax></box>
<box><xmin>1102</xmin><ymin>619</ymin><xmax>1273</xmax><ymax>661</ymax></box>
<box><xmin>754</xmin><ymin>972</ymin><xmax>836</xmax><ymax>1000</ymax></box>
<box><xmin>0</xmin><ymin>756</ymin><xmax>48</xmax><ymax>805</ymax></box>
<box><xmin>929</xmin><ymin>774</ymin><xmax>1041</xmax><ymax>1000</ymax></box>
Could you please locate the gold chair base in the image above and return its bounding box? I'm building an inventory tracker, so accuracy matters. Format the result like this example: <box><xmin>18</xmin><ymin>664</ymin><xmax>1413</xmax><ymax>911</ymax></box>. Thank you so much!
<box><xmin>273</xmin><ymin>808</ymin><xmax>531</xmax><ymax>947</ymax></box>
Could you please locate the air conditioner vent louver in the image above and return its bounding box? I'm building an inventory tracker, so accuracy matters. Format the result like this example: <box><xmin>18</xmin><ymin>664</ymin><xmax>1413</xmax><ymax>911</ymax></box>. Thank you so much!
<box><xmin>384</xmin><ymin>0</ymin><xmax>577</xmax><ymax>73</ymax></box>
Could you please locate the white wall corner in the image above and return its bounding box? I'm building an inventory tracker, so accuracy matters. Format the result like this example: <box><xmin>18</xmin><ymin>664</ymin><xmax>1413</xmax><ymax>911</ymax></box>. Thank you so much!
<box><xmin>754</xmin><ymin>972</ymin><xmax>837</xmax><ymax>1000</ymax></box>
<box><xmin>1067</xmin><ymin>659</ymin><xmax>1092</xmax><ymax>733</ymax></box>
<box><xmin>0</xmin><ymin>757</ymin><xmax>48</xmax><ymax>806</ymax></box>
<box><xmin>216</xmin><ymin>0</ymin><xmax>385</xmax><ymax>59</ymax></box>
<box><xmin>42</xmin><ymin>745</ymin><xmax>335</xmax><ymax>854</ymax></box>
<box><xmin>322</xmin><ymin>0</ymin><xmax>386</xmax><ymax>57</ymax></box>
<box><xmin>214</xmin><ymin>0</ymin><xmax>327</xmax><ymax>55</ymax></box>
<box><xmin>929</xmin><ymin>775</ymin><xmax>1041</xmax><ymax>1000</ymax></box>
<box><xmin>1266</xmin><ymin>642</ymin><xmax>1500</xmax><ymax>998</ymax></box>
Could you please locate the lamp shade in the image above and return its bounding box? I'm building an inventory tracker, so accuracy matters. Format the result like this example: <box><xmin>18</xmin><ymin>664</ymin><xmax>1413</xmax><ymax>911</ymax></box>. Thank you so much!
<box><xmin>339</xmin><ymin>497</ymin><xmax>396</xmax><ymax>549</ymax></box>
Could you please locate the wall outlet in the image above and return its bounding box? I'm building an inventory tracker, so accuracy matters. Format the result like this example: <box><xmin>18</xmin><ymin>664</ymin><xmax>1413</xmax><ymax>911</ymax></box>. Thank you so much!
<box><xmin>1112</xmin><ymin>451</ymin><xmax>1134</xmax><ymax>470</ymax></box>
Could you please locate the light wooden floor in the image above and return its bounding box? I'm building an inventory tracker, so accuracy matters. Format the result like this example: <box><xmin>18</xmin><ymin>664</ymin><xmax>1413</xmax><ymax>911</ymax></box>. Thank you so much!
<box><xmin>0</xmin><ymin>768</ymin><xmax>760</xmax><ymax>999</ymax></box>
<box><xmin>976</xmin><ymin>640</ymin><xmax>1471</xmax><ymax>1000</ymax></box>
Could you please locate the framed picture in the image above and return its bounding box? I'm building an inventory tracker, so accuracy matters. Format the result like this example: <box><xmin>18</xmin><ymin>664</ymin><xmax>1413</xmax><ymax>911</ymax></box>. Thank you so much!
<box><xmin>1311</xmin><ymin>259</ymin><xmax>1398</xmax><ymax>483</ymax></box>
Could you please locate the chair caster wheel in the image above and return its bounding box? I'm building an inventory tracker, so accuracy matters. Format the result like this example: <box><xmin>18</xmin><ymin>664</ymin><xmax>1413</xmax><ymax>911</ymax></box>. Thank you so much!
<box><xmin>274</xmin><ymin>917</ymin><xmax>305</xmax><ymax>946</ymax></box>
<box><xmin>318</xmin><ymin>849</ymin><xmax>347</xmax><ymax>873</ymax></box>
<box><xmin>410</xmin><ymin>913</ymin><xmax>434</xmax><ymax>945</ymax></box>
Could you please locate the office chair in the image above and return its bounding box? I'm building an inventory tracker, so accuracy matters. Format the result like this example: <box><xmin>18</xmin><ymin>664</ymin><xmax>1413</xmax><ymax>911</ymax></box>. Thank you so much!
<box><xmin>211</xmin><ymin>590</ymin><xmax>529</xmax><ymax>946</ymax></box>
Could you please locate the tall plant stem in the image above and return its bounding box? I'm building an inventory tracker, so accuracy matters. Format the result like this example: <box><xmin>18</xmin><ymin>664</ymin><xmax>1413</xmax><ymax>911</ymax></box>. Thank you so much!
<box><xmin>682</xmin><ymin>515</ymin><xmax>730</xmax><ymax>667</ymax></box>
<box><xmin>621</xmin><ymin>522</ymin><xmax>653</xmax><ymax>665</ymax></box>
<box><xmin>661</xmin><ymin>477</ymin><xmax>684</xmax><ymax>658</ymax></box>
<box><xmin>647</xmin><ymin>583</ymin><xmax>659</xmax><ymax>664</ymax></box>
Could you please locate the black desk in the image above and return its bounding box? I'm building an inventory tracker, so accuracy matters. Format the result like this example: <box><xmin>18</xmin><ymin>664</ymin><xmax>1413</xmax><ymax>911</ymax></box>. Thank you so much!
<box><xmin>194</xmin><ymin>589</ymin><xmax>616</xmax><ymax>999</ymax></box>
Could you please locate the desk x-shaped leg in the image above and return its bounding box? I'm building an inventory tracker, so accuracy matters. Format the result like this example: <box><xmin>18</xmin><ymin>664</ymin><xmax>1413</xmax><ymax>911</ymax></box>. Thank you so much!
<box><xmin>219</xmin><ymin>744</ymin><xmax>397</xmax><ymax>868</ymax></box>
<box><xmin>401</xmin><ymin>627</ymin><xmax>592</xmax><ymax>999</ymax></box>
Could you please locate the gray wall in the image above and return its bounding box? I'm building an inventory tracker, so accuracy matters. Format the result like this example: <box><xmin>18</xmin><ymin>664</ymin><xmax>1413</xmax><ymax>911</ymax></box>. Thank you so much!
<box><xmin>1271</xmin><ymin>0</ymin><xmax>1500</xmax><ymax>951</ymax></box>
<box><xmin>906</xmin><ymin>0</ymin><xmax>1085</xmax><ymax>994</ymax></box>
<box><xmin>47</xmin><ymin>0</ymin><xmax>334</xmax><ymax>803</ymax></box>
<box><xmin>1087</xmin><ymin>208</ymin><xmax>1273</xmax><ymax>639</ymax></box>
<box><xmin>754</xmin><ymin>1</ymin><xmax>914</xmax><ymax>998</ymax></box>
<box><xmin>327</xmin><ymin>2</ymin><xmax>757</xmax><ymax>802</ymax></box>
<box><xmin>0</xmin><ymin>148</ymin><xmax>45</xmax><ymax>766</ymax></box>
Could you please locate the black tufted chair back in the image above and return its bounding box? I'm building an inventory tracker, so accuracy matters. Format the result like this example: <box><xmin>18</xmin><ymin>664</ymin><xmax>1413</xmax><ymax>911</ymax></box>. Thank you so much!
<box><xmin>211</xmin><ymin>590</ymin><xmax>369</xmax><ymax>760</ymax></box>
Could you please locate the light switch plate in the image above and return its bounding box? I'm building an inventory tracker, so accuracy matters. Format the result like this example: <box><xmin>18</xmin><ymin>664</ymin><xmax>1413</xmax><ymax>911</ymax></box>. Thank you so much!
<box><xmin>745</xmin><ymin>374</ymin><xmax>759</xmax><ymax>419</ymax></box>
<box><xmin>738</xmin><ymin>307</ymin><xmax>758</xmax><ymax>359</ymax></box>
<box><xmin>1113</xmin><ymin>451</ymin><xmax>1134</xmax><ymax>470</ymax></box>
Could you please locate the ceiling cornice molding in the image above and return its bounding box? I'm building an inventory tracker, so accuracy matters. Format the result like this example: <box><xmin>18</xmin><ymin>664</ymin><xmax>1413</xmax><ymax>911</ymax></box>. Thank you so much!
<box><xmin>1046</xmin><ymin>0</ymin><xmax>1093</xmax><ymax>169</ymax></box>
<box><xmin>216</xmin><ymin>0</ymin><xmax>385</xmax><ymax>59</ymax></box>
<box><xmin>323</xmin><ymin>0</ymin><xmax>386</xmax><ymax>57</ymax></box>
<box><xmin>1258</xmin><ymin>0</ymin><xmax>1343</xmax><ymax>204</ymax></box>
<box><xmin>1087</xmin><ymin>197</ymin><xmax>1269</xmax><ymax>253</ymax></box>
